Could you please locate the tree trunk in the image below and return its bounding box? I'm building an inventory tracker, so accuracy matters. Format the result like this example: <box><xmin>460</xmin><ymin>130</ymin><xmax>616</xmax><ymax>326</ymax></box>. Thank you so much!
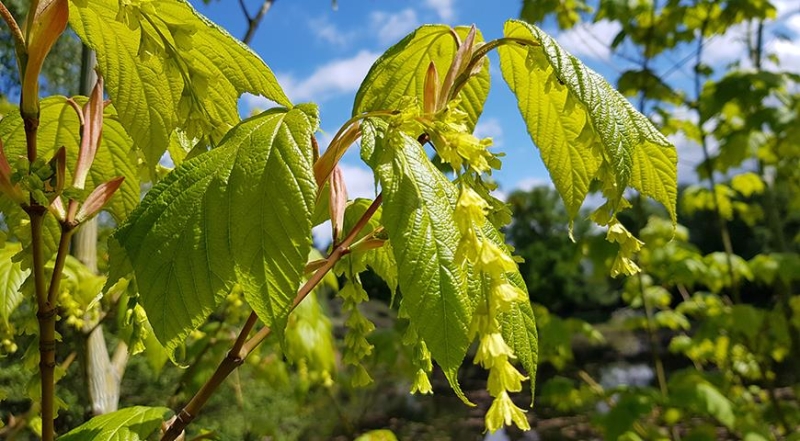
<box><xmin>75</xmin><ymin>47</ymin><xmax>129</xmax><ymax>416</ymax></box>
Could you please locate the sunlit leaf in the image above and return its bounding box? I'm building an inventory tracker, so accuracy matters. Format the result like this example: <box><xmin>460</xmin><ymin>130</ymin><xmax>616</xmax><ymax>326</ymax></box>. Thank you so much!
<box><xmin>0</xmin><ymin>243</ymin><xmax>28</xmax><ymax>326</ymax></box>
<box><xmin>114</xmin><ymin>106</ymin><xmax>317</xmax><ymax>354</ymax></box>
<box><xmin>498</xmin><ymin>20</ymin><xmax>676</xmax><ymax>222</ymax></box>
<box><xmin>69</xmin><ymin>0</ymin><xmax>291</xmax><ymax>170</ymax></box>
<box><xmin>367</xmin><ymin>128</ymin><xmax>473</xmax><ymax>391</ymax></box>
<box><xmin>353</xmin><ymin>25</ymin><xmax>490</xmax><ymax>131</ymax></box>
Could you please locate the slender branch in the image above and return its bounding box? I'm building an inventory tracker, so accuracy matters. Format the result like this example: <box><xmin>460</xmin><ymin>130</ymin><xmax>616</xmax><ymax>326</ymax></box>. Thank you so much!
<box><xmin>241</xmin><ymin>0</ymin><xmax>275</xmax><ymax>45</ymax></box>
<box><xmin>29</xmin><ymin>209</ymin><xmax>57</xmax><ymax>441</ymax></box>
<box><xmin>237</xmin><ymin>0</ymin><xmax>252</xmax><ymax>22</ymax></box>
<box><xmin>47</xmin><ymin>225</ymin><xmax>74</xmax><ymax>305</ymax></box>
<box><xmin>230</xmin><ymin>311</ymin><xmax>259</xmax><ymax>358</ymax></box>
<box><xmin>161</xmin><ymin>193</ymin><xmax>384</xmax><ymax>441</ymax></box>
<box><xmin>24</xmin><ymin>117</ymin><xmax>38</xmax><ymax>163</ymax></box>
<box><xmin>638</xmin><ymin>273</ymin><xmax>668</xmax><ymax>397</ymax></box>
<box><xmin>0</xmin><ymin>1</ymin><xmax>25</xmax><ymax>51</ymax></box>
<box><xmin>692</xmin><ymin>16</ymin><xmax>739</xmax><ymax>303</ymax></box>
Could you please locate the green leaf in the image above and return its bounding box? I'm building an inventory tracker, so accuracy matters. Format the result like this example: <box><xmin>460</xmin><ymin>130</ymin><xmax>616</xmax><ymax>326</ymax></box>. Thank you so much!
<box><xmin>669</xmin><ymin>371</ymin><xmax>735</xmax><ymax>429</ymax></box>
<box><xmin>69</xmin><ymin>0</ymin><xmax>292</xmax><ymax>169</ymax></box>
<box><xmin>499</xmin><ymin>292</ymin><xmax>538</xmax><ymax>396</ymax></box>
<box><xmin>498</xmin><ymin>20</ymin><xmax>677</xmax><ymax>222</ymax></box>
<box><xmin>353</xmin><ymin>25</ymin><xmax>490</xmax><ymax>131</ymax></box>
<box><xmin>0</xmin><ymin>198</ymin><xmax>62</xmax><ymax>271</ymax></box>
<box><xmin>369</xmin><ymin>128</ymin><xmax>472</xmax><ymax>385</ymax></box>
<box><xmin>0</xmin><ymin>96</ymin><xmax>140</xmax><ymax>223</ymax></box>
<box><xmin>339</xmin><ymin>198</ymin><xmax>398</xmax><ymax>295</ymax></box>
<box><xmin>0</xmin><ymin>242</ymin><xmax>29</xmax><ymax>326</ymax></box>
<box><xmin>57</xmin><ymin>406</ymin><xmax>171</xmax><ymax>440</ymax></box>
<box><xmin>114</xmin><ymin>107</ymin><xmax>318</xmax><ymax>354</ymax></box>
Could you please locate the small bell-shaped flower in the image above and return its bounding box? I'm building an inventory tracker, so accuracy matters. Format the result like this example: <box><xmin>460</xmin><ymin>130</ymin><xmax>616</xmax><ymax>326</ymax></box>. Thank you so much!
<box><xmin>485</xmin><ymin>391</ymin><xmax>530</xmax><ymax>433</ymax></box>
<box><xmin>410</xmin><ymin>368</ymin><xmax>433</xmax><ymax>395</ymax></box>
<box><xmin>473</xmin><ymin>332</ymin><xmax>515</xmax><ymax>369</ymax></box>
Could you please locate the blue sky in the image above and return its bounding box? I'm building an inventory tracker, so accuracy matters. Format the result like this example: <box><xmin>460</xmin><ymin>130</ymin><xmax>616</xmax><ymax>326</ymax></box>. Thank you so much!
<box><xmin>188</xmin><ymin>0</ymin><xmax>800</xmax><ymax>201</ymax></box>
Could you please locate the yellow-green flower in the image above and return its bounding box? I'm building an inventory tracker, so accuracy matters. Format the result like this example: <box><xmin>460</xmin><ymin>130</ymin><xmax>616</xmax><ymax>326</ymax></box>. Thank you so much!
<box><xmin>351</xmin><ymin>363</ymin><xmax>373</xmax><ymax>387</ymax></box>
<box><xmin>474</xmin><ymin>332</ymin><xmax>515</xmax><ymax>368</ymax></box>
<box><xmin>606</xmin><ymin>220</ymin><xmax>644</xmax><ymax>277</ymax></box>
<box><xmin>455</xmin><ymin>186</ymin><xmax>488</xmax><ymax>232</ymax></box>
<box><xmin>410</xmin><ymin>369</ymin><xmax>433</xmax><ymax>395</ymax></box>
<box><xmin>487</xmin><ymin>358</ymin><xmax>527</xmax><ymax>396</ymax></box>
<box><xmin>476</xmin><ymin>241</ymin><xmax>517</xmax><ymax>279</ymax></box>
<box><xmin>490</xmin><ymin>281</ymin><xmax>527</xmax><ymax>313</ymax></box>
<box><xmin>485</xmin><ymin>391</ymin><xmax>530</xmax><ymax>433</ymax></box>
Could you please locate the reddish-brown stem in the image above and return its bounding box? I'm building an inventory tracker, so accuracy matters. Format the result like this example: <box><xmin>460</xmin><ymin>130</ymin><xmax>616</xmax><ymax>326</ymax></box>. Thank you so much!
<box><xmin>230</xmin><ymin>311</ymin><xmax>259</xmax><ymax>357</ymax></box>
<box><xmin>47</xmin><ymin>225</ymin><xmax>74</xmax><ymax>305</ymax></box>
<box><xmin>24</xmin><ymin>117</ymin><xmax>38</xmax><ymax>163</ymax></box>
<box><xmin>29</xmin><ymin>209</ymin><xmax>56</xmax><ymax>441</ymax></box>
<box><xmin>161</xmin><ymin>193</ymin><xmax>384</xmax><ymax>441</ymax></box>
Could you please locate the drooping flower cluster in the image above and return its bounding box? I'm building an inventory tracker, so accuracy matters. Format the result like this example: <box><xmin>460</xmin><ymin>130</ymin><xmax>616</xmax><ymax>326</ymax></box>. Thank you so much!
<box><xmin>427</xmin><ymin>101</ymin><xmax>497</xmax><ymax>174</ymax></box>
<box><xmin>339</xmin><ymin>279</ymin><xmax>375</xmax><ymax>387</ymax></box>
<box><xmin>453</xmin><ymin>185</ymin><xmax>531</xmax><ymax>432</ymax></box>
<box><xmin>400</xmin><ymin>314</ymin><xmax>434</xmax><ymax>395</ymax></box>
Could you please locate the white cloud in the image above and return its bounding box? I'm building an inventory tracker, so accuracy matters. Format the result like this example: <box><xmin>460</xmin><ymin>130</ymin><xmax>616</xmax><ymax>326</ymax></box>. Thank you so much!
<box><xmin>515</xmin><ymin>177</ymin><xmax>550</xmax><ymax>192</ymax></box>
<box><xmin>276</xmin><ymin>51</ymin><xmax>380</xmax><ymax>102</ymax></box>
<box><xmin>313</xmin><ymin>220</ymin><xmax>332</xmax><ymax>249</ymax></box>
<box><xmin>556</xmin><ymin>20</ymin><xmax>621</xmax><ymax>62</ymax></box>
<box><xmin>474</xmin><ymin>118</ymin><xmax>504</xmax><ymax>147</ymax></box>
<box><xmin>703</xmin><ymin>23</ymin><xmax>750</xmax><ymax>67</ymax></box>
<box><xmin>767</xmin><ymin>14</ymin><xmax>800</xmax><ymax>71</ymax></box>
<box><xmin>239</xmin><ymin>92</ymin><xmax>281</xmax><ymax>113</ymax></box>
<box><xmin>773</xmin><ymin>0</ymin><xmax>800</xmax><ymax>17</ymax></box>
<box><xmin>308</xmin><ymin>17</ymin><xmax>356</xmax><ymax>47</ymax></box>
<box><xmin>424</xmin><ymin>0</ymin><xmax>454</xmax><ymax>22</ymax></box>
<box><xmin>339</xmin><ymin>163</ymin><xmax>378</xmax><ymax>200</ymax></box>
<box><xmin>371</xmin><ymin>9</ymin><xmax>420</xmax><ymax>45</ymax></box>
<box><xmin>491</xmin><ymin>189</ymin><xmax>508</xmax><ymax>202</ymax></box>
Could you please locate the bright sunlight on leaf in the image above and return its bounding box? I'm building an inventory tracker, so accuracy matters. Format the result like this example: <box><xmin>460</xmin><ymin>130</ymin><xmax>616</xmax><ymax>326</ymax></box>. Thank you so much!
<box><xmin>114</xmin><ymin>106</ymin><xmax>318</xmax><ymax>354</ymax></box>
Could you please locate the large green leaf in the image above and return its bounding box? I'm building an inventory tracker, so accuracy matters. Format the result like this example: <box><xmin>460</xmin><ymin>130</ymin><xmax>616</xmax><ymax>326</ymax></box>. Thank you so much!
<box><xmin>498</xmin><ymin>20</ymin><xmax>677</xmax><ymax>221</ymax></box>
<box><xmin>368</xmin><ymin>128</ymin><xmax>472</xmax><ymax>385</ymax></box>
<box><xmin>58</xmin><ymin>406</ymin><xmax>171</xmax><ymax>440</ymax></box>
<box><xmin>353</xmin><ymin>25</ymin><xmax>490</xmax><ymax>131</ymax></box>
<box><xmin>0</xmin><ymin>243</ymin><xmax>28</xmax><ymax>326</ymax></box>
<box><xmin>0</xmin><ymin>96</ymin><xmax>139</xmax><ymax>223</ymax></box>
<box><xmin>69</xmin><ymin>0</ymin><xmax>292</xmax><ymax>169</ymax></box>
<box><xmin>114</xmin><ymin>106</ymin><xmax>318</xmax><ymax>353</ymax></box>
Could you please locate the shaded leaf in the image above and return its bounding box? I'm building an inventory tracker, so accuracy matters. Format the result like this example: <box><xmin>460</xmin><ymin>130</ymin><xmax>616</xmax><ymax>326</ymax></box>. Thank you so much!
<box><xmin>58</xmin><ymin>406</ymin><xmax>171</xmax><ymax>440</ymax></box>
